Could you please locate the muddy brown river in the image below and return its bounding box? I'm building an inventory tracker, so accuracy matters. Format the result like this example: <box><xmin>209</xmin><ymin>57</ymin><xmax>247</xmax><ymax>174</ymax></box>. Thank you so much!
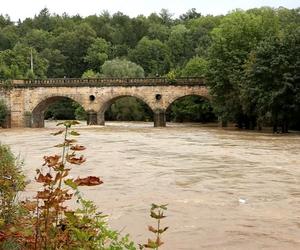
<box><xmin>1</xmin><ymin>121</ymin><xmax>300</xmax><ymax>249</ymax></box>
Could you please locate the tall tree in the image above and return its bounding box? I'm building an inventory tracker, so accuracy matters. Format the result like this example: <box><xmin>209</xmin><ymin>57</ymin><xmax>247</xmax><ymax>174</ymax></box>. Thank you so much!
<box><xmin>207</xmin><ymin>10</ymin><xmax>275</xmax><ymax>127</ymax></box>
<box><xmin>167</xmin><ymin>24</ymin><xmax>193</xmax><ymax>68</ymax></box>
<box><xmin>130</xmin><ymin>37</ymin><xmax>171</xmax><ymax>76</ymax></box>
<box><xmin>84</xmin><ymin>38</ymin><xmax>110</xmax><ymax>72</ymax></box>
<box><xmin>181</xmin><ymin>57</ymin><xmax>208</xmax><ymax>77</ymax></box>
<box><xmin>243</xmin><ymin>29</ymin><xmax>300</xmax><ymax>132</ymax></box>
<box><xmin>53</xmin><ymin>23</ymin><xmax>96</xmax><ymax>77</ymax></box>
<box><xmin>101</xmin><ymin>58</ymin><xmax>144</xmax><ymax>78</ymax></box>
<box><xmin>0</xmin><ymin>43</ymin><xmax>48</xmax><ymax>79</ymax></box>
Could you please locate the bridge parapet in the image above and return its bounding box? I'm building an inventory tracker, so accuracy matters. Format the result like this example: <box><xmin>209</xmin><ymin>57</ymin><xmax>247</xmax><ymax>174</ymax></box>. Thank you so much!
<box><xmin>0</xmin><ymin>77</ymin><xmax>205</xmax><ymax>88</ymax></box>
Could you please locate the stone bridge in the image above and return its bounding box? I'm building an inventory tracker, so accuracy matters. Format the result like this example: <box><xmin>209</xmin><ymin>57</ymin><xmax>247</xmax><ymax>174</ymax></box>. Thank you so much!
<box><xmin>0</xmin><ymin>77</ymin><xmax>209</xmax><ymax>128</ymax></box>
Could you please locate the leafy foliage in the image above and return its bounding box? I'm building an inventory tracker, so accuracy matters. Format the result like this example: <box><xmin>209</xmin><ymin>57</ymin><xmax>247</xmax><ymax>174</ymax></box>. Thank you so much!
<box><xmin>0</xmin><ymin>144</ymin><xmax>26</xmax><ymax>225</ymax></box>
<box><xmin>242</xmin><ymin>29</ymin><xmax>300</xmax><ymax>132</ymax></box>
<box><xmin>0</xmin><ymin>100</ymin><xmax>8</xmax><ymax>127</ymax></box>
<box><xmin>106</xmin><ymin>97</ymin><xmax>153</xmax><ymax>122</ymax></box>
<box><xmin>129</xmin><ymin>37</ymin><xmax>171</xmax><ymax>76</ymax></box>
<box><xmin>102</xmin><ymin>58</ymin><xmax>144</xmax><ymax>78</ymax></box>
<box><xmin>181</xmin><ymin>57</ymin><xmax>208</xmax><ymax>77</ymax></box>
<box><xmin>167</xmin><ymin>96</ymin><xmax>216</xmax><ymax>123</ymax></box>
<box><xmin>139</xmin><ymin>204</ymin><xmax>168</xmax><ymax>250</ymax></box>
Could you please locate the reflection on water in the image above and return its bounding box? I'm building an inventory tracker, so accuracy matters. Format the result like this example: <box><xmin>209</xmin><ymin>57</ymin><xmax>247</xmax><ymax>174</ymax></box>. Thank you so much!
<box><xmin>1</xmin><ymin>121</ymin><xmax>300</xmax><ymax>250</ymax></box>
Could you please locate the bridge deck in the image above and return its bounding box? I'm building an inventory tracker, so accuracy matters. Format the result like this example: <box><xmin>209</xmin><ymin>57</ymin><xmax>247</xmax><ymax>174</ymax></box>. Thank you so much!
<box><xmin>0</xmin><ymin>77</ymin><xmax>205</xmax><ymax>88</ymax></box>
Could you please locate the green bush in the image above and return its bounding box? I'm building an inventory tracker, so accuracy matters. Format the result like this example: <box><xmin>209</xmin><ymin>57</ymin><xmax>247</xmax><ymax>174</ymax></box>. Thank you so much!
<box><xmin>0</xmin><ymin>144</ymin><xmax>26</xmax><ymax>224</ymax></box>
<box><xmin>0</xmin><ymin>100</ymin><xmax>8</xmax><ymax>127</ymax></box>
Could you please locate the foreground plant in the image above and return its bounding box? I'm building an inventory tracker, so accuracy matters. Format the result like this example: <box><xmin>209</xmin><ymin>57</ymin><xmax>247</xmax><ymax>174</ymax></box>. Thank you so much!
<box><xmin>0</xmin><ymin>144</ymin><xmax>26</xmax><ymax>224</ymax></box>
<box><xmin>139</xmin><ymin>204</ymin><xmax>168</xmax><ymax>250</ymax></box>
<box><xmin>0</xmin><ymin>121</ymin><xmax>135</xmax><ymax>249</ymax></box>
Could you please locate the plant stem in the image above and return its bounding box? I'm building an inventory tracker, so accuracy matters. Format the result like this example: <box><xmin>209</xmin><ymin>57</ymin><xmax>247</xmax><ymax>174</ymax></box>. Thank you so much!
<box><xmin>156</xmin><ymin>213</ymin><xmax>160</xmax><ymax>250</ymax></box>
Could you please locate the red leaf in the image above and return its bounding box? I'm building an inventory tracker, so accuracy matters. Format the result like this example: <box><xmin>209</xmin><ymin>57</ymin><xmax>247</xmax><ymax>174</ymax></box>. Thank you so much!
<box><xmin>70</xmin><ymin>145</ymin><xmax>86</xmax><ymax>151</ymax></box>
<box><xmin>74</xmin><ymin>176</ymin><xmax>103</xmax><ymax>186</ymax></box>
<box><xmin>66</xmin><ymin>155</ymin><xmax>86</xmax><ymax>165</ymax></box>
<box><xmin>21</xmin><ymin>200</ymin><xmax>37</xmax><ymax>211</ymax></box>
<box><xmin>35</xmin><ymin>173</ymin><xmax>52</xmax><ymax>184</ymax></box>
<box><xmin>43</xmin><ymin>155</ymin><xmax>60</xmax><ymax>167</ymax></box>
<box><xmin>36</xmin><ymin>190</ymin><xmax>51</xmax><ymax>199</ymax></box>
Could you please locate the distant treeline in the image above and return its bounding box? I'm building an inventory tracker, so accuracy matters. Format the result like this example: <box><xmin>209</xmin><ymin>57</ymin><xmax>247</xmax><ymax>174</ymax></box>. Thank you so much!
<box><xmin>0</xmin><ymin>7</ymin><xmax>299</xmax><ymax>130</ymax></box>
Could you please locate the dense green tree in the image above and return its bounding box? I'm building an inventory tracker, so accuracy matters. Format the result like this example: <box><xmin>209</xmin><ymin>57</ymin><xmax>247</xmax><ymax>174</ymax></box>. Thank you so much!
<box><xmin>84</xmin><ymin>12</ymin><xmax>113</xmax><ymax>40</ymax></box>
<box><xmin>110</xmin><ymin>12</ymin><xmax>136</xmax><ymax>47</ymax></box>
<box><xmin>167</xmin><ymin>24</ymin><xmax>193</xmax><ymax>67</ymax></box>
<box><xmin>0</xmin><ymin>26</ymin><xmax>19</xmax><ymax>50</ymax></box>
<box><xmin>181</xmin><ymin>57</ymin><xmax>208</xmax><ymax>77</ymax></box>
<box><xmin>32</xmin><ymin>8</ymin><xmax>56</xmax><ymax>31</ymax></box>
<box><xmin>130</xmin><ymin>37</ymin><xmax>171</xmax><ymax>75</ymax></box>
<box><xmin>179</xmin><ymin>8</ymin><xmax>202</xmax><ymax>21</ymax></box>
<box><xmin>101</xmin><ymin>58</ymin><xmax>144</xmax><ymax>77</ymax></box>
<box><xmin>106</xmin><ymin>97</ymin><xmax>153</xmax><ymax>121</ymax></box>
<box><xmin>0</xmin><ymin>100</ymin><xmax>8</xmax><ymax>127</ymax></box>
<box><xmin>131</xmin><ymin>16</ymin><xmax>150</xmax><ymax>44</ymax></box>
<box><xmin>0</xmin><ymin>43</ymin><xmax>48</xmax><ymax>79</ymax></box>
<box><xmin>207</xmin><ymin>10</ymin><xmax>274</xmax><ymax>127</ymax></box>
<box><xmin>53</xmin><ymin>23</ymin><xmax>96</xmax><ymax>77</ymax></box>
<box><xmin>44</xmin><ymin>98</ymin><xmax>77</xmax><ymax>120</ymax></box>
<box><xmin>40</xmin><ymin>48</ymin><xmax>66</xmax><ymax>77</ymax></box>
<box><xmin>187</xmin><ymin>15</ymin><xmax>222</xmax><ymax>57</ymax></box>
<box><xmin>81</xmin><ymin>69</ymin><xmax>100</xmax><ymax>78</ymax></box>
<box><xmin>243</xmin><ymin>29</ymin><xmax>300</xmax><ymax>132</ymax></box>
<box><xmin>22</xmin><ymin>29</ymin><xmax>52</xmax><ymax>52</ymax></box>
<box><xmin>167</xmin><ymin>96</ymin><xmax>216</xmax><ymax>122</ymax></box>
<box><xmin>0</xmin><ymin>15</ymin><xmax>12</xmax><ymax>28</ymax></box>
<box><xmin>159</xmin><ymin>9</ymin><xmax>174</xmax><ymax>26</ymax></box>
<box><xmin>147</xmin><ymin>22</ymin><xmax>170</xmax><ymax>42</ymax></box>
<box><xmin>84</xmin><ymin>38</ymin><xmax>110</xmax><ymax>71</ymax></box>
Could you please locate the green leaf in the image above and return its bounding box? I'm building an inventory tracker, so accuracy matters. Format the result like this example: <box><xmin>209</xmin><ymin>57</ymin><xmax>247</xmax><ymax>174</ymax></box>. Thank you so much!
<box><xmin>64</xmin><ymin>179</ymin><xmax>78</xmax><ymax>189</ymax></box>
<box><xmin>51</xmin><ymin>129</ymin><xmax>64</xmax><ymax>136</ymax></box>
<box><xmin>69</xmin><ymin>130</ymin><xmax>80</xmax><ymax>136</ymax></box>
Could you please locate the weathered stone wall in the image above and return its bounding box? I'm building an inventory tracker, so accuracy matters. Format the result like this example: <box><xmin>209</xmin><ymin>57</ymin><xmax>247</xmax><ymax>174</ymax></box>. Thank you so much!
<box><xmin>5</xmin><ymin>82</ymin><xmax>209</xmax><ymax>127</ymax></box>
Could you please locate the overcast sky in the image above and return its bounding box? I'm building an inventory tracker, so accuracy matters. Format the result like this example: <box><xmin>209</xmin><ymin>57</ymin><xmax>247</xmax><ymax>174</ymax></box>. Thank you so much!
<box><xmin>1</xmin><ymin>0</ymin><xmax>299</xmax><ymax>21</ymax></box>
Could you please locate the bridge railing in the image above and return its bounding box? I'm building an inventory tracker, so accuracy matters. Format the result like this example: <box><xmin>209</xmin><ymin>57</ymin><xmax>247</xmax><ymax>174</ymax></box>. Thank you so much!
<box><xmin>0</xmin><ymin>77</ymin><xmax>206</xmax><ymax>87</ymax></box>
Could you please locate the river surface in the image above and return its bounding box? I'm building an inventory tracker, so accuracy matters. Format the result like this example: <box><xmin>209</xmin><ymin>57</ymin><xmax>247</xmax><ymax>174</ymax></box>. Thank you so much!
<box><xmin>1</xmin><ymin>121</ymin><xmax>300</xmax><ymax>250</ymax></box>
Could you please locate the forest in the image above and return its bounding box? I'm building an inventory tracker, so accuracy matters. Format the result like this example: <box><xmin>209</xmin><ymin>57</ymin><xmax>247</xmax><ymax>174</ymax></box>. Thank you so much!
<box><xmin>0</xmin><ymin>7</ymin><xmax>299</xmax><ymax>131</ymax></box>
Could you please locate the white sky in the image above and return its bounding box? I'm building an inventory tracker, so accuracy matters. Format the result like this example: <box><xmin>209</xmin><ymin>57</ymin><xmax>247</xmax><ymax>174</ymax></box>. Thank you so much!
<box><xmin>1</xmin><ymin>0</ymin><xmax>299</xmax><ymax>21</ymax></box>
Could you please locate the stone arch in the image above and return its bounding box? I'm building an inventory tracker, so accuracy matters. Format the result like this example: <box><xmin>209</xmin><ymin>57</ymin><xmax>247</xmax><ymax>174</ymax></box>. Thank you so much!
<box><xmin>96</xmin><ymin>94</ymin><xmax>154</xmax><ymax>126</ymax></box>
<box><xmin>165</xmin><ymin>94</ymin><xmax>214</xmax><ymax>123</ymax></box>
<box><xmin>30</xmin><ymin>95</ymin><xmax>87</xmax><ymax>128</ymax></box>
<box><xmin>164</xmin><ymin>91</ymin><xmax>211</xmax><ymax>111</ymax></box>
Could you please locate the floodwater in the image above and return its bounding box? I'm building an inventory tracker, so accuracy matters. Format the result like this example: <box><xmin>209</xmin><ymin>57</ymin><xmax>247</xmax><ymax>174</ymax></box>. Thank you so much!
<box><xmin>1</xmin><ymin>121</ymin><xmax>300</xmax><ymax>250</ymax></box>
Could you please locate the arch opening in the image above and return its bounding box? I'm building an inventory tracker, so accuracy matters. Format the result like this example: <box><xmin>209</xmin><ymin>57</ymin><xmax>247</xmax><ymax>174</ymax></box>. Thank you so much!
<box><xmin>31</xmin><ymin>96</ymin><xmax>86</xmax><ymax>128</ymax></box>
<box><xmin>166</xmin><ymin>95</ymin><xmax>217</xmax><ymax>124</ymax></box>
<box><xmin>99</xmin><ymin>95</ymin><xmax>153</xmax><ymax>126</ymax></box>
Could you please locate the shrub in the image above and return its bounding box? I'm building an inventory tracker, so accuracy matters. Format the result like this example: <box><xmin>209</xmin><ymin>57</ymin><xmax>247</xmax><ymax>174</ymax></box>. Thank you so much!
<box><xmin>0</xmin><ymin>144</ymin><xmax>26</xmax><ymax>224</ymax></box>
<box><xmin>0</xmin><ymin>100</ymin><xmax>8</xmax><ymax>127</ymax></box>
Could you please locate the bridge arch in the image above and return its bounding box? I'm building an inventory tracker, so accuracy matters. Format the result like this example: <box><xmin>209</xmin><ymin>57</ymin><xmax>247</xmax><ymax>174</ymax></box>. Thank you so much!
<box><xmin>30</xmin><ymin>95</ymin><xmax>87</xmax><ymax>128</ymax></box>
<box><xmin>165</xmin><ymin>94</ymin><xmax>215</xmax><ymax>123</ymax></box>
<box><xmin>96</xmin><ymin>94</ymin><xmax>154</xmax><ymax>126</ymax></box>
<box><xmin>165</xmin><ymin>94</ymin><xmax>211</xmax><ymax>110</ymax></box>
<box><xmin>164</xmin><ymin>89</ymin><xmax>211</xmax><ymax>110</ymax></box>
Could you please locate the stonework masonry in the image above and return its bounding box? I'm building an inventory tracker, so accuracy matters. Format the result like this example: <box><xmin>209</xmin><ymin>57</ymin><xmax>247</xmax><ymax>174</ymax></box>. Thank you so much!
<box><xmin>0</xmin><ymin>78</ymin><xmax>209</xmax><ymax>128</ymax></box>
